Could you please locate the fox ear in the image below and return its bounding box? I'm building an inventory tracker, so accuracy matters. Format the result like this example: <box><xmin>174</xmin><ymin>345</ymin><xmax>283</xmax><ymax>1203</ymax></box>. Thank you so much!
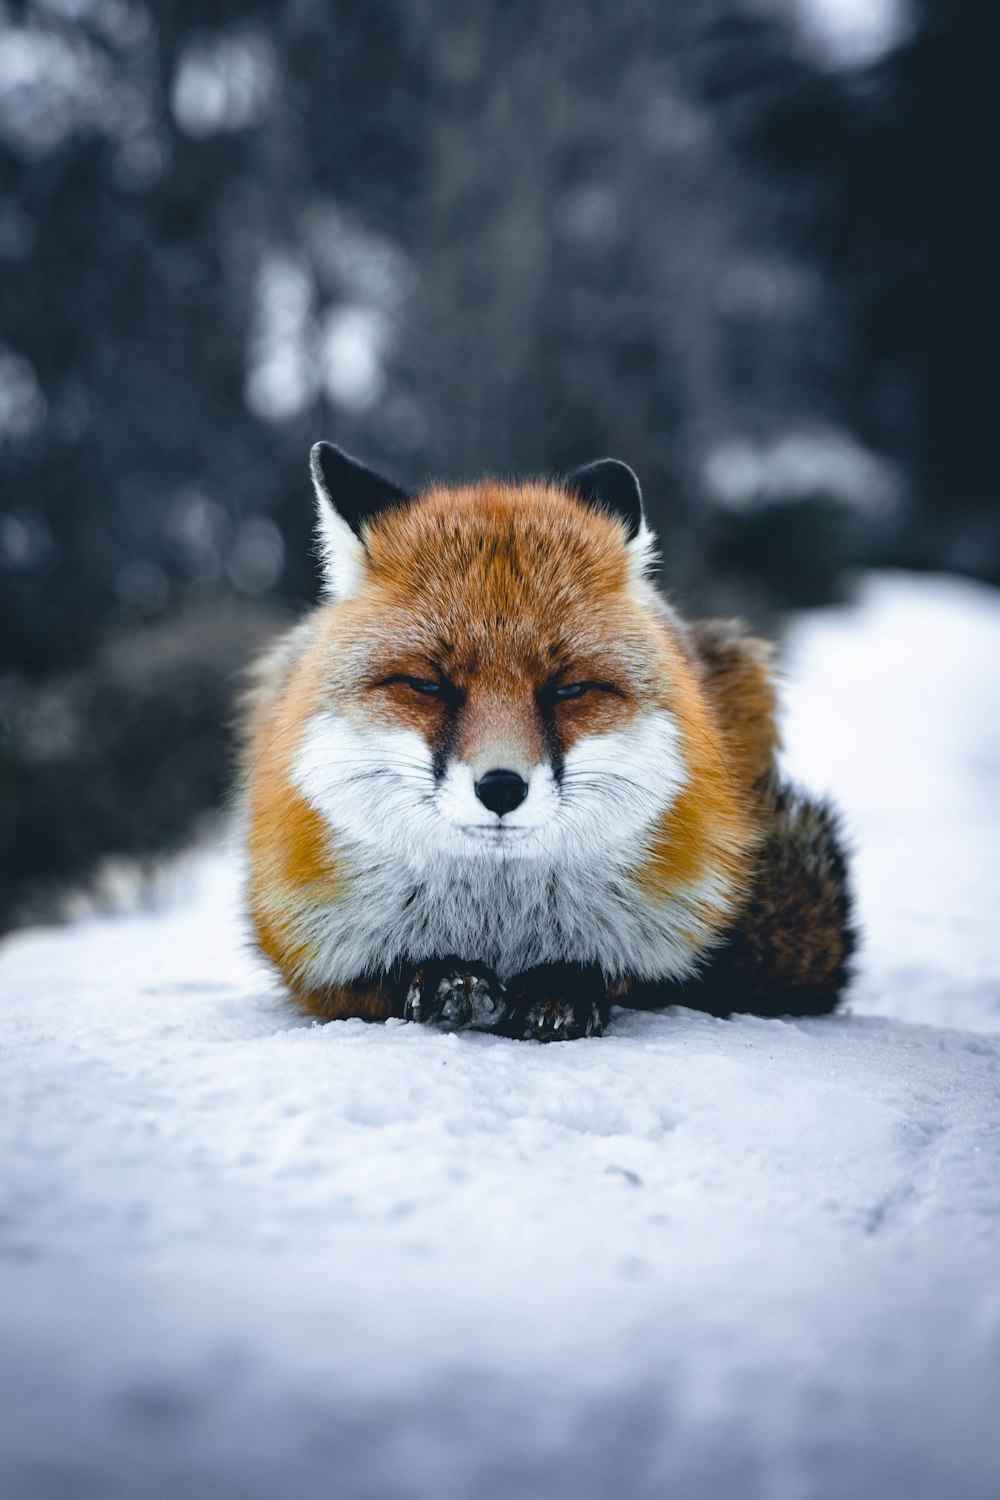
<box><xmin>309</xmin><ymin>442</ymin><xmax>412</xmax><ymax>598</ymax></box>
<box><xmin>564</xmin><ymin>458</ymin><xmax>645</xmax><ymax>542</ymax></box>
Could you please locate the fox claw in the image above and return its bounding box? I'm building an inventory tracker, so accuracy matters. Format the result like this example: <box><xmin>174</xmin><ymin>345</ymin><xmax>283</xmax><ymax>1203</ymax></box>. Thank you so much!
<box><xmin>519</xmin><ymin>997</ymin><xmax>605</xmax><ymax>1042</ymax></box>
<box><xmin>499</xmin><ymin>964</ymin><xmax>610</xmax><ymax>1042</ymax></box>
<box><xmin>404</xmin><ymin>963</ymin><xmax>507</xmax><ymax>1031</ymax></box>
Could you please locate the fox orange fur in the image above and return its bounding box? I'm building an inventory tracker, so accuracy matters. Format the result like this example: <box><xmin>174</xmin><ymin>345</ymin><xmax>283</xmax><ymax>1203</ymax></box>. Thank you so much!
<box><xmin>239</xmin><ymin>444</ymin><xmax>854</xmax><ymax>1039</ymax></box>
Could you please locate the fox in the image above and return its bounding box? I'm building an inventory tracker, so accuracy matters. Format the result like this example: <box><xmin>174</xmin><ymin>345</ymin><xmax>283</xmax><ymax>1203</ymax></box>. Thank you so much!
<box><xmin>239</xmin><ymin>442</ymin><xmax>855</xmax><ymax>1040</ymax></box>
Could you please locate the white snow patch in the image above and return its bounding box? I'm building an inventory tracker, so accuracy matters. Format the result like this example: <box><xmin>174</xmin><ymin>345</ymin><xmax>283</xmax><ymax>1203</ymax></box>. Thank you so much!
<box><xmin>1</xmin><ymin>571</ymin><xmax>999</xmax><ymax>1499</ymax></box>
<box><xmin>170</xmin><ymin>25</ymin><xmax>277</xmax><ymax>138</ymax></box>
<box><xmin>782</xmin><ymin>571</ymin><xmax>1000</xmax><ymax>1036</ymax></box>
<box><xmin>0</xmin><ymin>19</ymin><xmax>113</xmax><ymax>159</ymax></box>
<box><xmin>785</xmin><ymin>0</ymin><xmax>915</xmax><ymax>69</ymax></box>
<box><xmin>0</xmin><ymin>7</ymin><xmax>159</xmax><ymax>168</ymax></box>
<box><xmin>319</xmin><ymin>304</ymin><xmax>389</xmax><ymax>413</ymax></box>
<box><xmin>244</xmin><ymin>249</ymin><xmax>318</xmax><ymax>424</ymax></box>
<box><xmin>704</xmin><ymin>427</ymin><xmax>902</xmax><ymax>515</ymax></box>
<box><xmin>243</xmin><ymin>240</ymin><xmax>398</xmax><ymax>423</ymax></box>
<box><xmin>0</xmin><ymin>343</ymin><xmax>47</xmax><ymax>443</ymax></box>
<box><xmin>299</xmin><ymin>201</ymin><xmax>414</xmax><ymax>313</ymax></box>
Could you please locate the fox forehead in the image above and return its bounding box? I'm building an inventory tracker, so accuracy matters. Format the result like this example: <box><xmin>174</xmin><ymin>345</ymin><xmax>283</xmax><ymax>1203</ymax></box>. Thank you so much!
<box><xmin>369</xmin><ymin>479</ymin><xmax>634</xmax><ymax>639</ymax></box>
<box><xmin>367</xmin><ymin>479</ymin><xmax>632</xmax><ymax>597</ymax></box>
<box><xmin>321</xmin><ymin>478</ymin><xmax>667</xmax><ymax>688</ymax></box>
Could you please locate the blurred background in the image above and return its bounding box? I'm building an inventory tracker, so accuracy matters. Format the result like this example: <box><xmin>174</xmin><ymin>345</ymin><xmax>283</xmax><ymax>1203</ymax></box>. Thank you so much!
<box><xmin>1</xmin><ymin>0</ymin><xmax>997</xmax><ymax>929</ymax></box>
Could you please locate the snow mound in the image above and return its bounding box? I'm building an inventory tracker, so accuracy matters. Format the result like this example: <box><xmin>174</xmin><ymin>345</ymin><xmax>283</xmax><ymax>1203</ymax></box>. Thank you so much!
<box><xmin>2</xmin><ymin>571</ymin><xmax>999</xmax><ymax>1500</ymax></box>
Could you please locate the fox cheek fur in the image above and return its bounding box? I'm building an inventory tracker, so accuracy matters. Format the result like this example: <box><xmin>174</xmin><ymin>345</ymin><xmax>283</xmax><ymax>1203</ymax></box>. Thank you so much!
<box><xmin>239</xmin><ymin>442</ymin><xmax>855</xmax><ymax>1034</ymax></box>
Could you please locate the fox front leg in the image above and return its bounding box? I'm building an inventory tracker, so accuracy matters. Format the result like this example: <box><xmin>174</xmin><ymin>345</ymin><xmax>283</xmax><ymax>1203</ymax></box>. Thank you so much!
<box><xmin>403</xmin><ymin>957</ymin><xmax>509</xmax><ymax>1031</ymax></box>
<box><xmin>501</xmin><ymin>963</ymin><xmax>610</xmax><ymax>1042</ymax></box>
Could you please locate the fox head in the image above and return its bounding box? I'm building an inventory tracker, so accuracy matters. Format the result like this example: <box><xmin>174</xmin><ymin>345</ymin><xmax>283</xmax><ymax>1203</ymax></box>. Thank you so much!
<box><xmin>288</xmin><ymin>441</ymin><xmax>709</xmax><ymax>863</ymax></box>
<box><xmin>246</xmin><ymin>443</ymin><xmax>770</xmax><ymax>985</ymax></box>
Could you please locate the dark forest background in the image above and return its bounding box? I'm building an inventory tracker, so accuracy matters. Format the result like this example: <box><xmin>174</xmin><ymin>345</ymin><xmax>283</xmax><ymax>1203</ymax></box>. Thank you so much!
<box><xmin>1</xmin><ymin>0</ymin><xmax>997</xmax><ymax>927</ymax></box>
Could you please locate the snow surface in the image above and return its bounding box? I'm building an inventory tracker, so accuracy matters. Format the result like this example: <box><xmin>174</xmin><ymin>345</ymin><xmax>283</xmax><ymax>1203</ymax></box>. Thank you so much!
<box><xmin>1</xmin><ymin>571</ymin><xmax>999</xmax><ymax>1500</ymax></box>
<box><xmin>785</xmin><ymin>0</ymin><xmax>913</xmax><ymax>70</ymax></box>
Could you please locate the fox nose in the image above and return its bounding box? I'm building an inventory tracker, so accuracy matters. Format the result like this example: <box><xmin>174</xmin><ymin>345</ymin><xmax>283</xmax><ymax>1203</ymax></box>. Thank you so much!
<box><xmin>475</xmin><ymin>768</ymin><xmax>529</xmax><ymax>817</ymax></box>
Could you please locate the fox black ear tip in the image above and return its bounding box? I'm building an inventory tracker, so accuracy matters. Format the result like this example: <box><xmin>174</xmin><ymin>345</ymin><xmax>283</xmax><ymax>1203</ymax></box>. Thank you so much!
<box><xmin>565</xmin><ymin>457</ymin><xmax>644</xmax><ymax>540</ymax></box>
<box><xmin>309</xmin><ymin>443</ymin><xmax>413</xmax><ymax>533</ymax></box>
<box><xmin>310</xmin><ymin>440</ymin><xmax>345</xmax><ymax>483</ymax></box>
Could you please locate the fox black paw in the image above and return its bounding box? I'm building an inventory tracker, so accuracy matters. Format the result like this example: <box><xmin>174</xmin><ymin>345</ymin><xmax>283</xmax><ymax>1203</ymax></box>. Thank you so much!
<box><xmin>520</xmin><ymin>996</ymin><xmax>605</xmax><ymax>1041</ymax></box>
<box><xmin>502</xmin><ymin>965</ymin><xmax>609</xmax><ymax>1042</ymax></box>
<box><xmin>403</xmin><ymin>959</ymin><xmax>507</xmax><ymax>1031</ymax></box>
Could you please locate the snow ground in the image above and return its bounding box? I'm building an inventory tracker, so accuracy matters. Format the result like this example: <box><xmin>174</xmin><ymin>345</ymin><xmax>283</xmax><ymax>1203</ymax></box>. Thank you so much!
<box><xmin>1</xmin><ymin>570</ymin><xmax>999</xmax><ymax>1500</ymax></box>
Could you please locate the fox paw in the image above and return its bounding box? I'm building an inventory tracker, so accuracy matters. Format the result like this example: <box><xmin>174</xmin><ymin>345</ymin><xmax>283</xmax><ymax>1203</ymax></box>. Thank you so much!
<box><xmin>403</xmin><ymin>960</ymin><xmax>507</xmax><ymax>1031</ymax></box>
<box><xmin>519</xmin><ymin>996</ymin><xmax>605</xmax><ymax>1042</ymax></box>
<box><xmin>502</xmin><ymin>965</ymin><xmax>609</xmax><ymax>1042</ymax></box>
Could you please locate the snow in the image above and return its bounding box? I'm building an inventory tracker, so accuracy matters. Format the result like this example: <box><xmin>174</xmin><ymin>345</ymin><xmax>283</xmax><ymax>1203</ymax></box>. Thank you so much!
<box><xmin>702</xmin><ymin>428</ymin><xmax>901</xmax><ymax>515</ymax></box>
<box><xmin>785</xmin><ymin>0</ymin><xmax>914</xmax><ymax>70</ymax></box>
<box><xmin>0</xmin><ymin>342</ymin><xmax>47</xmax><ymax>445</ymax></box>
<box><xmin>2</xmin><ymin>570</ymin><xmax>999</xmax><ymax>1500</ymax></box>
<box><xmin>170</xmin><ymin>27</ymin><xmax>278</xmax><ymax>138</ymax></box>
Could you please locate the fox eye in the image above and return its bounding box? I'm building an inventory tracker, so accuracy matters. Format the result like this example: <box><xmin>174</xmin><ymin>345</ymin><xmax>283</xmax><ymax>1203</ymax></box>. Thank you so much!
<box><xmin>376</xmin><ymin>673</ymin><xmax>456</xmax><ymax>701</ymax></box>
<box><xmin>551</xmin><ymin>681</ymin><xmax>619</xmax><ymax>702</ymax></box>
<box><xmin>382</xmin><ymin>675</ymin><xmax>441</xmax><ymax>696</ymax></box>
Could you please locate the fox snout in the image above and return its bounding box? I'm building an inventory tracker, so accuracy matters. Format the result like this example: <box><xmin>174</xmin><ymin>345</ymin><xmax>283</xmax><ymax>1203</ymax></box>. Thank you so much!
<box><xmin>451</xmin><ymin>685</ymin><xmax>547</xmax><ymax>822</ymax></box>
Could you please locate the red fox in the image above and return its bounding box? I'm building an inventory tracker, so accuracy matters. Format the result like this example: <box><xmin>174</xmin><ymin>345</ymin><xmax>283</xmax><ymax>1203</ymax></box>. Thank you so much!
<box><xmin>240</xmin><ymin>443</ymin><xmax>854</xmax><ymax>1039</ymax></box>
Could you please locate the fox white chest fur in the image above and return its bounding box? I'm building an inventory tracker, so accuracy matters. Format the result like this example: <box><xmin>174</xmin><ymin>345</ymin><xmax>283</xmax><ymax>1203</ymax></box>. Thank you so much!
<box><xmin>284</xmin><ymin>704</ymin><xmax>729</xmax><ymax>985</ymax></box>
